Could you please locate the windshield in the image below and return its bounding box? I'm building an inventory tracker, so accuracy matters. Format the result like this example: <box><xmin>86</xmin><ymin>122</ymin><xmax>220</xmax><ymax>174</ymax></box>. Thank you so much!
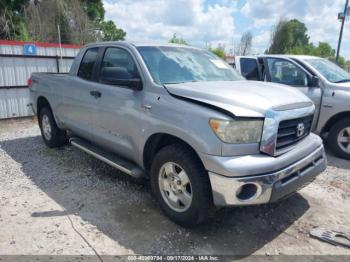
<box><xmin>305</xmin><ymin>58</ymin><xmax>350</xmax><ymax>83</ymax></box>
<box><xmin>137</xmin><ymin>46</ymin><xmax>243</xmax><ymax>84</ymax></box>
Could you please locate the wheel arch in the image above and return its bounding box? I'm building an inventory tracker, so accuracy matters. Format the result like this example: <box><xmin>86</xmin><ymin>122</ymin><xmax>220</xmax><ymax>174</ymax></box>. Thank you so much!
<box><xmin>143</xmin><ymin>133</ymin><xmax>205</xmax><ymax>172</ymax></box>
<box><xmin>322</xmin><ymin>111</ymin><xmax>350</xmax><ymax>135</ymax></box>
<box><xmin>37</xmin><ymin>96</ymin><xmax>52</xmax><ymax>115</ymax></box>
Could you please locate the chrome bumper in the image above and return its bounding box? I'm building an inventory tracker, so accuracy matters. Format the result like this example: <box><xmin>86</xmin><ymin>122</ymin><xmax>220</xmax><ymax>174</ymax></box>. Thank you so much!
<box><xmin>208</xmin><ymin>144</ymin><xmax>327</xmax><ymax>206</ymax></box>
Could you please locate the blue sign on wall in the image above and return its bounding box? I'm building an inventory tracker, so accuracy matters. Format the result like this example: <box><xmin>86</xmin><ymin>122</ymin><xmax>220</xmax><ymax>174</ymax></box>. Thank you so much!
<box><xmin>23</xmin><ymin>44</ymin><xmax>37</xmax><ymax>55</ymax></box>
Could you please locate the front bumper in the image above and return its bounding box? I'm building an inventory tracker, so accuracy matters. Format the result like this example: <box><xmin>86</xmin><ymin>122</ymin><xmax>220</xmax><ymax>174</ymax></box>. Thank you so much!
<box><xmin>207</xmin><ymin>143</ymin><xmax>327</xmax><ymax>206</ymax></box>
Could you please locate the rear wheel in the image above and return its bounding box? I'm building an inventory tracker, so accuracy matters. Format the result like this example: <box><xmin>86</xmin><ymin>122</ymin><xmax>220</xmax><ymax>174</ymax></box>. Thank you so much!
<box><xmin>327</xmin><ymin>118</ymin><xmax>350</xmax><ymax>160</ymax></box>
<box><xmin>150</xmin><ymin>144</ymin><xmax>213</xmax><ymax>227</ymax></box>
<box><xmin>38</xmin><ymin>107</ymin><xmax>67</xmax><ymax>148</ymax></box>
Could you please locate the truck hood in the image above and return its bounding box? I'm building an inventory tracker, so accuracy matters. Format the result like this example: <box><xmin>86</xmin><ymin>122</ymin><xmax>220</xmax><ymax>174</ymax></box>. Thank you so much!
<box><xmin>165</xmin><ymin>80</ymin><xmax>313</xmax><ymax>117</ymax></box>
<box><xmin>333</xmin><ymin>81</ymin><xmax>350</xmax><ymax>91</ymax></box>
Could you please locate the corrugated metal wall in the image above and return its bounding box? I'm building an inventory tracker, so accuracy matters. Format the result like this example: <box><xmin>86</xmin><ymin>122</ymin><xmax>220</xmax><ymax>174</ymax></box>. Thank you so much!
<box><xmin>0</xmin><ymin>41</ymin><xmax>81</xmax><ymax>119</ymax></box>
<box><xmin>0</xmin><ymin>88</ymin><xmax>32</xmax><ymax>119</ymax></box>
<box><xmin>0</xmin><ymin>43</ymin><xmax>78</xmax><ymax>57</ymax></box>
<box><xmin>0</xmin><ymin>57</ymin><xmax>74</xmax><ymax>86</ymax></box>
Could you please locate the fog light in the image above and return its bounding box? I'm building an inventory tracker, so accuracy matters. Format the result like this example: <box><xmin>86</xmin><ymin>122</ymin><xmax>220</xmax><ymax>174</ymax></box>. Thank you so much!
<box><xmin>236</xmin><ymin>183</ymin><xmax>258</xmax><ymax>201</ymax></box>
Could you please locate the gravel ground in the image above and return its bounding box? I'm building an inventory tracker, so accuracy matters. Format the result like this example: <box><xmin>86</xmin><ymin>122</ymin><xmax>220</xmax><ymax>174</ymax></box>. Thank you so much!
<box><xmin>0</xmin><ymin>118</ymin><xmax>349</xmax><ymax>257</ymax></box>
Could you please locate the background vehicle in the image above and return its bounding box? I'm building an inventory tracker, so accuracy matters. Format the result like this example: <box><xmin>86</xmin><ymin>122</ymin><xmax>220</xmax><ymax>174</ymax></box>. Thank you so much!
<box><xmin>29</xmin><ymin>42</ymin><xmax>326</xmax><ymax>226</ymax></box>
<box><xmin>235</xmin><ymin>55</ymin><xmax>350</xmax><ymax>159</ymax></box>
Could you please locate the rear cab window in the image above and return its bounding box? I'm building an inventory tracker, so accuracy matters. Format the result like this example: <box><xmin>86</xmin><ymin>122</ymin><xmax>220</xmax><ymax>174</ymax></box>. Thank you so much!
<box><xmin>78</xmin><ymin>47</ymin><xmax>99</xmax><ymax>80</ymax></box>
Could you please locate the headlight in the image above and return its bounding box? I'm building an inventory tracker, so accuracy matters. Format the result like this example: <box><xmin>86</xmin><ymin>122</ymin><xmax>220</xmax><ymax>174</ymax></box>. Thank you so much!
<box><xmin>209</xmin><ymin>118</ymin><xmax>263</xmax><ymax>144</ymax></box>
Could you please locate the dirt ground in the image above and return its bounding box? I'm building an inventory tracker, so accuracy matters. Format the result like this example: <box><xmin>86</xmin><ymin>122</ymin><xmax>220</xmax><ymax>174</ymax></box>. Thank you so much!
<box><xmin>0</xmin><ymin>118</ymin><xmax>349</xmax><ymax>258</ymax></box>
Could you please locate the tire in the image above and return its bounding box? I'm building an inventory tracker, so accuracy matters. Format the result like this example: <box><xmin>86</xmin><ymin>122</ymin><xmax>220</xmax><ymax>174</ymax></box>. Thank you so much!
<box><xmin>38</xmin><ymin>107</ymin><xmax>67</xmax><ymax>148</ymax></box>
<box><xmin>327</xmin><ymin>118</ymin><xmax>350</xmax><ymax>160</ymax></box>
<box><xmin>150</xmin><ymin>144</ymin><xmax>213</xmax><ymax>227</ymax></box>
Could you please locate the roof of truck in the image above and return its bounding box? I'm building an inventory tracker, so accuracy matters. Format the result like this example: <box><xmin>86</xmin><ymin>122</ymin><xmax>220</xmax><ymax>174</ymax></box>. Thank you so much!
<box><xmin>237</xmin><ymin>54</ymin><xmax>320</xmax><ymax>60</ymax></box>
<box><xmin>84</xmin><ymin>41</ymin><xmax>200</xmax><ymax>49</ymax></box>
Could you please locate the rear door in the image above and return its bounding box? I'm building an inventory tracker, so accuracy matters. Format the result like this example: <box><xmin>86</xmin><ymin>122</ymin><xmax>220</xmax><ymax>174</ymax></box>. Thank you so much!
<box><xmin>238</xmin><ymin>57</ymin><xmax>262</xmax><ymax>80</ymax></box>
<box><xmin>264</xmin><ymin>57</ymin><xmax>322</xmax><ymax>130</ymax></box>
<box><xmin>59</xmin><ymin>47</ymin><xmax>100</xmax><ymax>140</ymax></box>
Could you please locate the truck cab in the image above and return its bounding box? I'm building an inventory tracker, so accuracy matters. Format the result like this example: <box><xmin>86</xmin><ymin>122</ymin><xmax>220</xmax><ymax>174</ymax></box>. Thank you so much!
<box><xmin>235</xmin><ymin>55</ymin><xmax>350</xmax><ymax>159</ymax></box>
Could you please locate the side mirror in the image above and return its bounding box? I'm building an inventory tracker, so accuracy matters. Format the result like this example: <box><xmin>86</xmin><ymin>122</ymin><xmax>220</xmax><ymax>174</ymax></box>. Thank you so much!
<box><xmin>100</xmin><ymin>67</ymin><xmax>143</xmax><ymax>91</ymax></box>
<box><xmin>309</xmin><ymin>76</ymin><xmax>320</xmax><ymax>88</ymax></box>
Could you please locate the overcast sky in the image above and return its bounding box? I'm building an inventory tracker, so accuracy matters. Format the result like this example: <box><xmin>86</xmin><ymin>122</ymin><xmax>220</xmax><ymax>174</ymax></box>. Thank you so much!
<box><xmin>103</xmin><ymin>0</ymin><xmax>350</xmax><ymax>59</ymax></box>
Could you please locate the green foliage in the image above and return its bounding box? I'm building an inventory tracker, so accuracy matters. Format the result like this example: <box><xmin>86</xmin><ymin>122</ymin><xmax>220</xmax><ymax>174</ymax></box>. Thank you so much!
<box><xmin>169</xmin><ymin>34</ymin><xmax>189</xmax><ymax>45</ymax></box>
<box><xmin>329</xmin><ymin>56</ymin><xmax>346</xmax><ymax>68</ymax></box>
<box><xmin>267</xmin><ymin>18</ymin><xmax>348</xmax><ymax>68</ymax></box>
<box><xmin>268</xmin><ymin>19</ymin><xmax>309</xmax><ymax>54</ymax></box>
<box><xmin>0</xmin><ymin>0</ymin><xmax>29</xmax><ymax>13</ymax></box>
<box><xmin>0</xmin><ymin>0</ymin><xmax>126</xmax><ymax>44</ymax></box>
<box><xmin>16</xmin><ymin>21</ymin><xmax>31</xmax><ymax>41</ymax></box>
<box><xmin>311</xmin><ymin>42</ymin><xmax>335</xmax><ymax>57</ymax></box>
<box><xmin>100</xmin><ymin>20</ymin><xmax>126</xmax><ymax>41</ymax></box>
<box><xmin>81</xmin><ymin>0</ymin><xmax>105</xmax><ymax>23</ymax></box>
<box><xmin>210</xmin><ymin>47</ymin><xmax>225</xmax><ymax>59</ymax></box>
<box><xmin>0</xmin><ymin>0</ymin><xmax>30</xmax><ymax>40</ymax></box>
<box><xmin>288</xmin><ymin>19</ymin><xmax>309</xmax><ymax>47</ymax></box>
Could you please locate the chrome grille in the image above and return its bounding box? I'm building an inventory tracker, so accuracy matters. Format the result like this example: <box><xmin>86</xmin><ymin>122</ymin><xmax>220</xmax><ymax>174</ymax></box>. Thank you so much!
<box><xmin>276</xmin><ymin>115</ymin><xmax>313</xmax><ymax>151</ymax></box>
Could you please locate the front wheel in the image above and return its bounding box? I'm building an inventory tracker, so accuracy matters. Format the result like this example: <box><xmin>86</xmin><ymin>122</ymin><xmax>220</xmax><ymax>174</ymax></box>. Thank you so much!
<box><xmin>150</xmin><ymin>144</ymin><xmax>213</xmax><ymax>227</ymax></box>
<box><xmin>327</xmin><ymin>118</ymin><xmax>350</xmax><ymax>160</ymax></box>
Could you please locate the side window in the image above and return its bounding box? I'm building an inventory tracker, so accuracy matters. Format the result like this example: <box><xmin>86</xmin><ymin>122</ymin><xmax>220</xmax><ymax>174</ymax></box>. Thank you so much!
<box><xmin>100</xmin><ymin>48</ymin><xmax>139</xmax><ymax>81</ymax></box>
<box><xmin>267</xmin><ymin>58</ymin><xmax>308</xmax><ymax>87</ymax></box>
<box><xmin>78</xmin><ymin>48</ymin><xmax>99</xmax><ymax>80</ymax></box>
<box><xmin>240</xmin><ymin>58</ymin><xmax>260</xmax><ymax>80</ymax></box>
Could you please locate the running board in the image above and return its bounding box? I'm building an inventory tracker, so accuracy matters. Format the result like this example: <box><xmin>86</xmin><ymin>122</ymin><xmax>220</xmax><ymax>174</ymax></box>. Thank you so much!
<box><xmin>69</xmin><ymin>137</ymin><xmax>145</xmax><ymax>180</ymax></box>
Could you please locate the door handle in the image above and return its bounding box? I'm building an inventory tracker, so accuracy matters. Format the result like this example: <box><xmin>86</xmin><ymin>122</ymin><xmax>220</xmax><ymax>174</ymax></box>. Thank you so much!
<box><xmin>141</xmin><ymin>104</ymin><xmax>152</xmax><ymax>110</ymax></box>
<box><xmin>90</xmin><ymin>90</ymin><xmax>102</xmax><ymax>98</ymax></box>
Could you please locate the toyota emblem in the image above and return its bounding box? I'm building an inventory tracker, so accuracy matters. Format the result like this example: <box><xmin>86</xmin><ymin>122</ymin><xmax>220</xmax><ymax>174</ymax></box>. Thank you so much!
<box><xmin>296</xmin><ymin>123</ymin><xmax>305</xmax><ymax>137</ymax></box>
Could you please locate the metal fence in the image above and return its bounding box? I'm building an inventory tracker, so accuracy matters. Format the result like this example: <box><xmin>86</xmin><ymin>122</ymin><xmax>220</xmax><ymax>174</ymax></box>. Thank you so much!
<box><xmin>0</xmin><ymin>40</ymin><xmax>81</xmax><ymax>119</ymax></box>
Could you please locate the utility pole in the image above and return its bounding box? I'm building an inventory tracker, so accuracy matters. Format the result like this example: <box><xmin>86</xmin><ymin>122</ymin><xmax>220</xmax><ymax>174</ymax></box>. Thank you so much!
<box><xmin>336</xmin><ymin>0</ymin><xmax>349</xmax><ymax>62</ymax></box>
<box><xmin>57</xmin><ymin>24</ymin><xmax>63</xmax><ymax>73</ymax></box>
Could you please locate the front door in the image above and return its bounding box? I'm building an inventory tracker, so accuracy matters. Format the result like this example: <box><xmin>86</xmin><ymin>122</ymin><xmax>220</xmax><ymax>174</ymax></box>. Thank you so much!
<box><xmin>265</xmin><ymin>57</ymin><xmax>322</xmax><ymax>130</ymax></box>
<box><xmin>90</xmin><ymin>46</ymin><xmax>145</xmax><ymax>162</ymax></box>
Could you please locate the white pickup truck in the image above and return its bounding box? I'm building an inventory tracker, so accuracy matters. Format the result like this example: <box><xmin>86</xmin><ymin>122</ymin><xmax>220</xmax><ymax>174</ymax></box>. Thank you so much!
<box><xmin>234</xmin><ymin>55</ymin><xmax>350</xmax><ymax>159</ymax></box>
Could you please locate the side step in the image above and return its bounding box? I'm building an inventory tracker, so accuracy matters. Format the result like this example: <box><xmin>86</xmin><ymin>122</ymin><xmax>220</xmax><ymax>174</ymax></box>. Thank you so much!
<box><xmin>69</xmin><ymin>137</ymin><xmax>145</xmax><ymax>180</ymax></box>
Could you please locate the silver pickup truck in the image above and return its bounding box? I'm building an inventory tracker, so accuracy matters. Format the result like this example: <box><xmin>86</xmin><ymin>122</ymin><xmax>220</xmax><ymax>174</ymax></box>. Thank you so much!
<box><xmin>29</xmin><ymin>42</ymin><xmax>327</xmax><ymax>227</ymax></box>
<box><xmin>235</xmin><ymin>55</ymin><xmax>350</xmax><ymax>159</ymax></box>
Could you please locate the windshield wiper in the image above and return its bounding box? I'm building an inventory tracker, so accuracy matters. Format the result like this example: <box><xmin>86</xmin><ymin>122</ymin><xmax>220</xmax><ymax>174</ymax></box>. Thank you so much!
<box><xmin>335</xmin><ymin>79</ymin><xmax>350</xmax><ymax>83</ymax></box>
<box><xmin>162</xmin><ymin>80</ymin><xmax>200</xmax><ymax>85</ymax></box>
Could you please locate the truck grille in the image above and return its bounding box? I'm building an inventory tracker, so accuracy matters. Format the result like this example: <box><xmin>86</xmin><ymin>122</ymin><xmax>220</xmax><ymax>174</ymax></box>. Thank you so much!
<box><xmin>276</xmin><ymin>115</ymin><xmax>313</xmax><ymax>151</ymax></box>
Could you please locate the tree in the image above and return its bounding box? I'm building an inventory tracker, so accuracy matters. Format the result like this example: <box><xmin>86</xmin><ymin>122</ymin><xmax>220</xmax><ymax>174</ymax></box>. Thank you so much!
<box><xmin>266</xmin><ymin>18</ymin><xmax>349</xmax><ymax>68</ymax></box>
<box><xmin>100</xmin><ymin>20</ymin><xmax>126</xmax><ymax>41</ymax></box>
<box><xmin>25</xmin><ymin>0</ymin><xmax>96</xmax><ymax>44</ymax></box>
<box><xmin>267</xmin><ymin>20</ymin><xmax>291</xmax><ymax>54</ymax></box>
<box><xmin>23</xmin><ymin>0</ymin><xmax>126</xmax><ymax>44</ymax></box>
<box><xmin>0</xmin><ymin>0</ymin><xmax>30</xmax><ymax>40</ymax></box>
<box><xmin>169</xmin><ymin>33</ymin><xmax>189</xmax><ymax>45</ymax></box>
<box><xmin>210</xmin><ymin>47</ymin><xmax>225</xmax><ymax>59</ymax></box>
<box><xmin>267</xmin><ymin>19</ymin><xmax>309</xmax><ymax>54</ymax></box>
<box><xmin>235</xmin><ymin>31</ymin><xmax>253</xmax><ymax>55</ymax></box>
<box><xmin>1</xmin><ymin>0</ymin><xmax>126</xmax><ymax>44</ymax></box>
<box><xmin>81</xmin><ymin>0</ymin><xmax>105</xmax><ymax>23</ymax></box>
<box><xmin>311</xmin><ymin>42</ymin><xmax>335</xmax><ymax>58</ymax></box>
<box><xmin>288</xmin><ymin>19</ymin><xmax>309</xmax><ymax>47</ymax></box>
<box><xmin>329</xmin><ymin>56</ymin><xmax>346</xmax><ymax>68</ymax></box>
